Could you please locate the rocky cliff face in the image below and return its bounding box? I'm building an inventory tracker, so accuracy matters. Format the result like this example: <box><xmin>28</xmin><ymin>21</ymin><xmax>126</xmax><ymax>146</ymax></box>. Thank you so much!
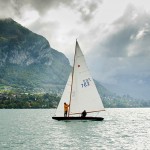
<box><xmin>0</xmin><ymin>18</ymin><xmax>71</xmax><ymax>93</ymax></box>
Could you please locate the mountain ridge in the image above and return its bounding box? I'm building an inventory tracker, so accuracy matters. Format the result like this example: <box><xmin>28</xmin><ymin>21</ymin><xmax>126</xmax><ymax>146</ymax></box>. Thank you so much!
<box><xmin>0</xmin><ymin>18</ymin><xmax>149</xmax><ymax>108</ymax></box>
<box><xmin>0</xmin><ymin>18</ymin><xmax>71</xmax><ymax>93</ymax></box>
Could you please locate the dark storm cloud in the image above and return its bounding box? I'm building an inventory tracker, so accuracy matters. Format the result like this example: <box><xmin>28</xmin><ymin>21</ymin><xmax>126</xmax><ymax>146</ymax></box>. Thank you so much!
<box><xmin>100</xmin><ymin>26</ymin><xmax>137</xmax><ymax>57</ymax></box>
<box><xmin>24</xmin><ymin>0</ymin><xmax>72</xmax><ymax>14</ymax></box>
<box><xmin>0</xmin><ymin>0</ymin><xmax>72</xmax><ymax>18</ymax></box>
<box><xmin>27</xmin><ymin>0</ymin><xmax>102</xmax><ymax>22</ymax></box>
<box><xmin>27</xmin><ymin>0</ymin><xmax>102</xmax><ymax>23</ymax></box>
<box><xmin>97</xmin><ymin>5</ymin><xmax>150</xmax><ymax>57</ymax></box>
<box><xmin>0</xmin><ymin>0</ymin><xmax>102</xmax><ymax>22</ymax></box>
<box><xmin>0</xmin><ymin>0</ymin><xmax>50</xmax><ymax>18</ymax></box>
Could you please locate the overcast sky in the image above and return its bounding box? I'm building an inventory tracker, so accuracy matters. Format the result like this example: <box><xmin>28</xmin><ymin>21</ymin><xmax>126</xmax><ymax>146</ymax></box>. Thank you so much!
<box><xmin>1</xmin><ymin>0</ymin><xmax>150</xmax><ymax>99</ymax></box>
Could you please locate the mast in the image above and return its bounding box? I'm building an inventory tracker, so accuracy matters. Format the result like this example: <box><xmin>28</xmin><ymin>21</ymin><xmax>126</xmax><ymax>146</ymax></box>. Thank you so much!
<box><xmin>68</xmin><ymin>40</ymin><xmax>77</xmax><ymax>117</ymax></box>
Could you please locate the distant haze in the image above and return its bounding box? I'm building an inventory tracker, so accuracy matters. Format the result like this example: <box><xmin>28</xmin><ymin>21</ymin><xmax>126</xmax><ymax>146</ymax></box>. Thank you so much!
<box><xmin>0</xmin><ymin>0</ymin><xmax>150</xmax><ymax>99</ymax></box>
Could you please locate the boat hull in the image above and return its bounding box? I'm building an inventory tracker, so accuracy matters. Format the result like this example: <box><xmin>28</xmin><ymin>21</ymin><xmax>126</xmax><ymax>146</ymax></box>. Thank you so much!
<box><xmin>52</xmin><ymin>116</ymin><xmax>104</xmax><ymax>121</ymax></box>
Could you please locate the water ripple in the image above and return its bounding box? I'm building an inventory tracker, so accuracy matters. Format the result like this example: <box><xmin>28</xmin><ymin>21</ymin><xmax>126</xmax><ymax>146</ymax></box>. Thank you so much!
<box><xmin>0</xmin><ymin>108</ymin><xmax>150</xmax><ymax>150</ymax></box>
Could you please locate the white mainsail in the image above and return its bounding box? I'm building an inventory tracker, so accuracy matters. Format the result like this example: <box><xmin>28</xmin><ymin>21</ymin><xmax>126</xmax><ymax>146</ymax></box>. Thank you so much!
<box><xmin>55</xmin><ymin>41</ymin><xmax>104</xmax><ymax>117</ymax></box>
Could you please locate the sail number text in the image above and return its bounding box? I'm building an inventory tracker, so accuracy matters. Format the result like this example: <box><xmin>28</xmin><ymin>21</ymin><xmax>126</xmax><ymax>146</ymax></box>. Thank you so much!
<box><xmin>81</xmin><ymin>78</ymin><xmax>91</xmax><ymax>88</ymax></box>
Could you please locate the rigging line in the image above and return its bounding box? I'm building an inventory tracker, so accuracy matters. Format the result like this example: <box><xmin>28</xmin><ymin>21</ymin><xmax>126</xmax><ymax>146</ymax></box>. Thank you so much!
<box><xmin>68</xmin><ymin>40</ymin><xmax>78</xmax><ymax>117</ymax></box>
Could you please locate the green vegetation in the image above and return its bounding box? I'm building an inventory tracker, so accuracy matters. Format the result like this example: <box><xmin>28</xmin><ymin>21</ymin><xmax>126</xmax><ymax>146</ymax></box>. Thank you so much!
<box><xmin>0</xmin><ymin>90</ymin><xmax>60</xmax><ymax>109</ymax></box>
<box><xmin>101</xmin><ymin>95</ymin><xmax>150</xmax><ymax>108</ymax></box>
<box><xmin>0</xmin><ymin>88</ymin><xmax>150</xmax><ymax>109</ymax></box>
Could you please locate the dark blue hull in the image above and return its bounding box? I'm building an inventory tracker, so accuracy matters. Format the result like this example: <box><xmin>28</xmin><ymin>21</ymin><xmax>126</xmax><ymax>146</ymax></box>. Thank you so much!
<box><xmin>52</xmin><ymin>116</ymin><xmax>104</xmax><ymax>121</ymax></box>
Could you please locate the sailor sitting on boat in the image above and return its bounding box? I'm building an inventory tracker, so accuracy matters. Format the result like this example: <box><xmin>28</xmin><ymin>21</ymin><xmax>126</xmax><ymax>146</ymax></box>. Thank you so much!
<box><xmin>81</xmin><ymin>110</ymin><xmax>87</xmax><ymax>117</ymax></box>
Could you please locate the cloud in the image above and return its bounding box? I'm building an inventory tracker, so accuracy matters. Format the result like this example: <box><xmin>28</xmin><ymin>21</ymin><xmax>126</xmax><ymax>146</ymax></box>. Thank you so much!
<box><xmin>1</xmin><ymin>1</ymin><xmax>150</xmax><ymax>99</ymax></box>
<box><xmin>74</xmin><ymin>0</ymin><xmax>102</xmax><ymax>22</ymax></box>
<box><xmin>28</xmin><ymin>19</ymin><xmax>60</xmax><ymax>44</ymax></box>
<box><xmin>94</xmin><ymin>5</ymin><xmax>150</xmax><ymax>58</ymax></box>
<box><xmin>0</xmin><ymin>0</ymin><xmax>102</xmax><ymax>22</ymax></box>
<box><xmin>0</xmin><ymin>0</ymin><xmax>71</xmax><ymax>20</ymax></box>
<box><xmin>0</xmin><ymin>0</ymin><xmax>14</xmax><ymax>18</ymax></box>
<box><xmin>0</xmin><ymin>0</ymin><xmax>103</xmax><ymax>54</ymax></box>
<box><xmin>88</xmin><ymin>4</ymin><xmax>150</xmax><ymax>99</ymax></box>
<box><xmin>28</xmin><ymin>0</ymin><xmax>102</xmax><ymax>22</ymax></box>
<box><xmin>24</xmin><ymin>0</ymin><xmax>72</xmax><ymax>14</ymax></box>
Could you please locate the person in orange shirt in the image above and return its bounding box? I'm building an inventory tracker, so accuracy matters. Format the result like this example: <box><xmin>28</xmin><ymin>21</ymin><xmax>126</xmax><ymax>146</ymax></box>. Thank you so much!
<box><xmin>64</xmin><ymin>102</ymin><xmax>70</xmax><ymax>117</ymax></box>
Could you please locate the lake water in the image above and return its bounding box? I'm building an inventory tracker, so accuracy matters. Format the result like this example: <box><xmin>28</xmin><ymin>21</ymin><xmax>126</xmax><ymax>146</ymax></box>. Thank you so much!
<box><xmin>0</xmin><ymin>108</ymin><xmax>150</xmax><ymax>150</ymax></box>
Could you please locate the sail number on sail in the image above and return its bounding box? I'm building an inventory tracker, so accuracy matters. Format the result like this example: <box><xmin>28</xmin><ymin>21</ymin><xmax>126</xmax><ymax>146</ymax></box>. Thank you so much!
<box><xmin>81</xmin><ymin>78</ymin><xmax>91</xmax><ymax>88</ymax></box>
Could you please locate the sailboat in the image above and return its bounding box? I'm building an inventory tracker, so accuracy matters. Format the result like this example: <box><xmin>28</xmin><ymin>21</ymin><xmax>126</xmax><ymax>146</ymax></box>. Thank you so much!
<box><xmin>52</xmin><ymin>40</ymin><xmax>105</xmax><ymax>121</ymax></box>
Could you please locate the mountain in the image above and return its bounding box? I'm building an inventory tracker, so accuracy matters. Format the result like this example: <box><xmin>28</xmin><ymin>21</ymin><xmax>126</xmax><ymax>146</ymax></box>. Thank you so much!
<box><xmin>0</xmin><ymin>18</ymin><xmax>71</xmax><ymax>93</ymax></box>
<box><xmin>0</xmin><ymin>18</ymin><xmax>149</xmax><ymax>108</ymax></box>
